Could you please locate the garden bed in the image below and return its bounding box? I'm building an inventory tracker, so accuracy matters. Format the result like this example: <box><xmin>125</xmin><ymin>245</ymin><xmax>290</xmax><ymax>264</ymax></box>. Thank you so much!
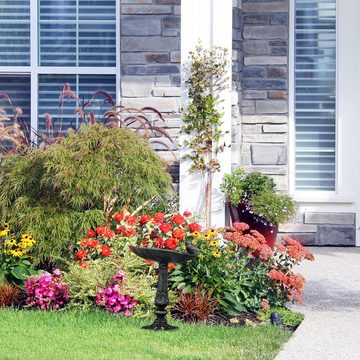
<box><xmin>0</xmin><ymin>309</ymin><xmax>291</xmax><ymax>360</ymax></box>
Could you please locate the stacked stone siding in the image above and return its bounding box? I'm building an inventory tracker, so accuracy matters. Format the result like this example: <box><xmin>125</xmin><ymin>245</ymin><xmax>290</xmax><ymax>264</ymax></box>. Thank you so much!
<box><xmin>239</xmin><ymin>0</ymin><xmax>289</xmax><ymax>191</ymax></box>
<box><xmin>120</xmin><ymin>0</ymin><xmax>181</xmax><ymax>185</ymax></box>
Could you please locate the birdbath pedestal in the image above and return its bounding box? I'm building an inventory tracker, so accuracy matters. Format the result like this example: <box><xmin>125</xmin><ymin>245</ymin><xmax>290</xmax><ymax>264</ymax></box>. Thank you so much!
<box><xmin>129</xmin><ymin>245</ymin><xmax>196</xmax><ymax>331</ymax></box>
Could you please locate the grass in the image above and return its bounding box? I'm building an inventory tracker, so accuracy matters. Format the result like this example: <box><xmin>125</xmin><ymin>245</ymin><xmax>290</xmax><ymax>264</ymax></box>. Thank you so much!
<box><xmin>0</xmin><ymin>309</ymin><xmax>291</xmax><ymax>360</ymax></box>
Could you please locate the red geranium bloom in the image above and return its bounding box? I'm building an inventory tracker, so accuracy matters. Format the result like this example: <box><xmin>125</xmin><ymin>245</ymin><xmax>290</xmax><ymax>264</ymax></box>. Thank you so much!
<box><xmin>140</xmin><ymin>214</ymin><xmax>152</xmax><ymax>226</ymax></box>
<box><xmin>100</xmin><ymin>245</ymin><xmax>111</xmax><ymax>257</ymax></box>
<box><xmin>96</xmin><ymin>226</ymin><xmax>106</xmax><ymax>235</ymax></box>
<box><xmin>171</xmin><ymin>214</ymin><xmax>185</xmax><ymax>225</ymax></box>
<box><xmin>80</xmin><ymin>238</ymin><xmax>91</xmax><ymax>247</ymax></box>
<box><xmin>79</xmin><ymin>261</ymin><xmax>89</xmax><ymax>268</ymax></box>
<box><xmin>168</xmin><ymin>263</ymin><xmax>176</xmax><ymax>271</ymax></box>
<box><xmin>91</xmin><ymin>239</ymin><xmax>99</xmax><ymax>248</ymax></box>
<box><xmin>104</xmin><ymin>228</ymin><xmax>115</xmax><ymax>239</ymax></box>
<box><xmin>125</xmin><ymin>215</ymin><xmax>138</xmax><ymax>226</ymax></box>
<box><xmin>113</xmin><ymin>212</ymin><xmax>125</xmax><ymax>223</ymax></box>
<box><xmin>153</xmin><ymin>237</ymin><xmax>165</xmax><ymax>248</ymax></box>
<box><xmin>153</xmin><ymin>212</ymin><xmax>165</xmax><ymax>224</ymax></box>
<box><xmin>144</xmin><ymin>260</ymin><xmax>154</xmax><ymax>266</ymax></box>
<box><xmin>86</xmin><ymin>230</ymin><xmax>96</xmax><ymax>238</ymax></box>
<box><xmin>141</xmin><ymin>240</ymin><xmax>149</xmax><ymax>247</ymax></box>
<box><xmin>75</xmin><ymin>249</ymin><xmax>87</xmax><ymax>260</ymax></box>
<box><xmin>160</xmin><ymin>222</ymin><xmax>172</xmax><ymax>233</ymax></box>
<box><xmin>116</xmin><ymin>225</ymin><xmax>126</xmax><ymax>235</ymax></box>
<box><xmin>165</xmin><ymin>237</ymin><xmax>178</xmax><ymax>250</ymax></box>
<box><xmin>172</xmin><ymin>228</ymin><xmax>186</xmax><ymax>240</ymax></box>
<box><xmin>123</xmin><ymin>227</ymin><xmax>136</xmax><ymax>237</ymax></box>
<box><xmin>183</xmin><ymin>211</ymin><xmax>192</xmax><ymax>218</ymax></box>
<box><xmin>188</xmin><ymin>222</ymin><xmax>201</xmax><ymax>232</ymax></box>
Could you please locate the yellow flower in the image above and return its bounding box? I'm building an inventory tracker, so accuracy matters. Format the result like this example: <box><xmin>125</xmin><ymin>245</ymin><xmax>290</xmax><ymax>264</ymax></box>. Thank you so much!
<box><xmin>21</xmin><ymin>234</ymin><xmax>31</xmax><ymax>240</ymax></box>
<box><xmin>0</xmin><ymin>229</ymin><xmax>9</xmax><ymax>237</ymax></box>
<box><xmin>3</xmin><ymin>223</ymin><xmax>9</xmax><ymax>229</ymax></box>
<box><xmin>6</xmin><ymin>239</ymin><xmax>17</xmax><ymax>247</ymax></box>
<box><xmin>192</xmin><ymin>240</ymin><xmax>198</xmax><ymax>246</ymax></box>
<box><xmin>212</xmin><ymin>250</ymin><xmax>221</xmax><ymax>258</ymax></box>
<box><xmin>198</xmin><ymin>253</ymin><xmax>204</xmax><ymax>259</ymax></box>
<box><xmin>208</xmin><ymin>229</ymin><xmax>219</xmax><ymax>238</ymax></box>
<box><xmin>193</xmin><ymin>231</ymin><xmax>201</xmax><ymax>238</ymax></box>
<box><xmin>210</xmin><ymin>240</ymin><xmax>219</xmax><ymax>247</ymax></box>
<box><xmin>227</xmin><ymin>249</ymin><xmax>235</xmax><ymax>254</ymax></box>
<box><xmin>10</xmin><ymin>249</ymin><xmax>23</xmax><ymax>257</ymax></box>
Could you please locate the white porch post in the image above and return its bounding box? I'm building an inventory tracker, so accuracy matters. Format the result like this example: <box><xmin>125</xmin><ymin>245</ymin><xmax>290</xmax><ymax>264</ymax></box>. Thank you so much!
<box><xmin>179</xmin><ymin>0</ymin><xmax>233</xmax><ymax>227</ymax></box>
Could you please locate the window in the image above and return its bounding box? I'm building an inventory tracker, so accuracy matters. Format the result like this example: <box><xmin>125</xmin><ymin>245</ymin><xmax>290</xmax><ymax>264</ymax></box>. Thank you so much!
<box><xmin>0</xmin><ymin>0</ymin><xmax>119</xmax><ymax>138</ymax></box>
<box><xmin>294</xmin><ymin>0</ymin><xmax>336</xmax><ymax>191</ymax></box>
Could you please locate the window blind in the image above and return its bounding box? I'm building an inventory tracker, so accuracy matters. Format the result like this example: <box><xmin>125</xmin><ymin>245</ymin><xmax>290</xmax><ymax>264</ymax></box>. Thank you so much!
<box><xmin>38</xmin><ymin>74</ymin><xmax>116</xmax><ymax>134</ymax></box>
<box><xmin>0</xmin><ymin>1</ymin><xmax>30</xmax><ymax>66</ymax></box>
<box><xmin>295</xmin><ymin>0</ymin><xmax>336</xmax><ymax>191</ymax></box>
<box><xmin>39</xmin><ymin>0</ymin><xmax>116</xmax><ymax>67</ymax></box>
<box><xmin>0</xmin><ymin>75</ymin><xmax>31</xmax><ymax>127</ymax></box>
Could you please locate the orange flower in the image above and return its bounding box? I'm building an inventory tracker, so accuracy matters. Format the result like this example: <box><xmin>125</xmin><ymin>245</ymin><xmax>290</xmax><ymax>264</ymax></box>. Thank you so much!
<box><xmin>172</xmin><ymin>228</ymin><xmax>186</xmax><ymax>240</ymax></box>
<box><xmin>100</xmin><ymin>245</ymin><xmax>111</xmax><ymax>257</ymax></box>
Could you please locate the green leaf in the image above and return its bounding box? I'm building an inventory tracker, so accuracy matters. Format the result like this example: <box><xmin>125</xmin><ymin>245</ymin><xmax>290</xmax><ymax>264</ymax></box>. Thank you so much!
<box><xmin>171</xmin><ymin>276</ymin><xmax>185</xmax><ymax>282</ymax></box>
<box><xmin>11</xmin><ymin>266</ymin><xmax>30</xmax><ymax>280</ymax></box>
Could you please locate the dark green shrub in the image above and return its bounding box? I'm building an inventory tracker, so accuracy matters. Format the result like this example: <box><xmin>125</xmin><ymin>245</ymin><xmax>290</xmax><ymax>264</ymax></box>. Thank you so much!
<box><xmin>0</xmin><ymin>124</ymin><xmax>173</xmax><ymax>262</ymax></box>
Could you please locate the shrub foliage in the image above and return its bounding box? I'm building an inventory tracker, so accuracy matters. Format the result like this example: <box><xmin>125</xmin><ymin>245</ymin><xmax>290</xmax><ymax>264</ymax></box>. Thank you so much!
<box><xmin>0</xmin><ymin>125</ymin><xmax>172</xmax><ymax>262</ymax></box>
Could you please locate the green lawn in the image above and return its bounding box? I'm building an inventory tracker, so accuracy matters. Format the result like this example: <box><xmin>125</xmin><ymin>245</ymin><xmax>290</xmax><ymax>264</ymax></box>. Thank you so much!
<box><xmin>0</xmin><ymin>309</ymin><xmax>291</xmax><ymax>360</ymax></box>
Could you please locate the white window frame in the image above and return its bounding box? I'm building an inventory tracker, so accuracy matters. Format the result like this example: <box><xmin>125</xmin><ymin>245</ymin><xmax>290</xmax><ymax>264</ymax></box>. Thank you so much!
<box><xmin>0</xmin><ymin>0</ymin><xmax>121</xmax><ymax>143</ymax></box>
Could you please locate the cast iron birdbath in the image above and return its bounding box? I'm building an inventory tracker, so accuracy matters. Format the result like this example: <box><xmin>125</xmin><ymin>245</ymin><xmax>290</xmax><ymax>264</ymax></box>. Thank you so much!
<box><xmin>129</xmin><ymin>244</ymin><xmax>197</xmax><ymax>331</ymax></box>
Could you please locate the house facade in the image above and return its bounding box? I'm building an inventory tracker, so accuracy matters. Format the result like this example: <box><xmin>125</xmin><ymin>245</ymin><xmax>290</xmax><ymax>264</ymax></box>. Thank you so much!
<box><xmin>0</xmin><ymin>0</ymin><xmax>359</xmax><ymax>245</ymax></box>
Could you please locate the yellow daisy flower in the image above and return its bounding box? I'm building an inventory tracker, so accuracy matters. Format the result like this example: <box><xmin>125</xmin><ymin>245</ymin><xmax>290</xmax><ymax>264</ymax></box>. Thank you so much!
<box><xmin>193</xmin><ymin>231</ymin><xmax>201</xmax><ymax>238</ymax></box>
<box><xmin>208</xmin><ymin>229</ymin><xmax>219</xmax><ymax>237</ymax></box>
<box><xmin>212</xmin><ymin>250</ymin><xmax>221</xmax><ymax>258</ymax></box>
<box><xmin>3</xmin><ymin>223</ymin><xmax>9</xmax><ymax>229</ymax></box>
<box><xmin>6</xmin><ymin>239</ymin><xmax>17</xmax><ymax>247</ymax></box>
<box><xmin>210</xmin><ymin>240</ymin><xmax>219</xmax><ymax>247</ymax></box>
<box><xmin>0</xmin><ymin>229</ymin><xmax>9</xmax><ymax>237</ymax></box>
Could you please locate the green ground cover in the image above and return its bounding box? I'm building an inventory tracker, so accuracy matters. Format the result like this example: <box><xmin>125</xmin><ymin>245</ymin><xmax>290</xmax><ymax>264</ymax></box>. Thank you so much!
<box><xmin>0</xmin><ymin>309</ymin><xmax>290</xmax><ymax>360</ymax></box>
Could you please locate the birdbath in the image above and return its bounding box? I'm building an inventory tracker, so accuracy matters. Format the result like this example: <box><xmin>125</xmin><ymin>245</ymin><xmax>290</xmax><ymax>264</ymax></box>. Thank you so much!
<box><xmin>129</xmin><ymin>245</ymin><xmax>197</xmax><ymax>331</ymax></box>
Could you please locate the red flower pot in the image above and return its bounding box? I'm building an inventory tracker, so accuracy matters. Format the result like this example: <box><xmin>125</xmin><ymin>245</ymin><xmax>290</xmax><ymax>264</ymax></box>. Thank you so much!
<box><xmin>228</xmin><ymin>203</ymin><xmax>278</xmax><ymax>249</ymax></box>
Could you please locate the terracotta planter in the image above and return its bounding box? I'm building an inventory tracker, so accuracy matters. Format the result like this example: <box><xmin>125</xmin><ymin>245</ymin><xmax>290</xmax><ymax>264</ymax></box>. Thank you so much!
<box><xmin>228</xmin><ymin>203</ymin><xmax>278</xmax><ymax>249</ymax></box>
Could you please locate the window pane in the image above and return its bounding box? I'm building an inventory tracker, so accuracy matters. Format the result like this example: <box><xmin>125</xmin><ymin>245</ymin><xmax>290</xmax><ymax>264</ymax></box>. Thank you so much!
<box><xmin>0</xmin><ymin>74</ymin><xmax>31</xmax><ymax>131</ymax></box>
<box><xmin>0</xmin><ymin>1</ymin><xmax>30</xmax><ymax>66</ymax></box>
<box><xmin>295</xmin><ymin>0</ymin><xmax>336</xmax><ymax>191</ymax></box>
<box><xmin>38</xmin><ymin>74</ymin><xmax>116</xmax><ymax>134</ymax></box>
<box><xmin>39</xmin><ymin>0</ymin><xmax>116</xmax><ymax>67</ymax></box>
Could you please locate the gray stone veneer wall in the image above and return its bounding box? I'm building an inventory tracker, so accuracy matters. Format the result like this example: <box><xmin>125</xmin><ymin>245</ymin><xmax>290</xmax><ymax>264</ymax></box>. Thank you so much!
<box><xmin>234</xmin><ymin>1</ymin><xmax>356</xmax><ymax>245</ymax></box>
<box><xmin>120</xmin><ymin>0</ymin><xmax>181</xmax><ymax>186</ymax></box>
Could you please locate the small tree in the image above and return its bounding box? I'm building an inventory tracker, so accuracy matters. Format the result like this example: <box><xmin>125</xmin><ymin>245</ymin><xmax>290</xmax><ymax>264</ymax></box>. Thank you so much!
<box><xmin>181</xmin><ymin>43</ymin><xmax>229</xmax><ymax>227</ymax></box>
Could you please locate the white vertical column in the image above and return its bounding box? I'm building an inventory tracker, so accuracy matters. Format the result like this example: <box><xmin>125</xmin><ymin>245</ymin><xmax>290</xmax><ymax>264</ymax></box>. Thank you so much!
<box><xmin>179</xmin><ymin>0</ymin><xmax>233</xmax><ymax>227</ymax></box>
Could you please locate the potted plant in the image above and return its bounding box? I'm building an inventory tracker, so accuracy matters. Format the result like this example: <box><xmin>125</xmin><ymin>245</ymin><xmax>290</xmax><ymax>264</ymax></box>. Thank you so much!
<box><xmin>220</xmin><ymin>169</ymin><xmax>297</xmax><ymax>248</ymax></box>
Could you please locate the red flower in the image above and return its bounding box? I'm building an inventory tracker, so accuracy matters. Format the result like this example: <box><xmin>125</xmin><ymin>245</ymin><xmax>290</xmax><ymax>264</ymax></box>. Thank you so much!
<box><xmin>86</xmin><ymin>230</ymin><xmax>96</xmax><ymax>238</ymax></box>
<box><xmin>183</xmin><ymin>211</ymin><xmax>192</xmax><ymax>218</ymax></box>
<box><xmin>150</xmin><ymin>230</ymin><xmax>159</xmax><ymax>239</ymax></box>
<box><xmin>113</xmin><ymin>212</ymin><xmax>125</xmax><ymax>222</ymax></box>
<box><xmin>141</xmin><ymin>240</ymin><xmax>149</xmax><ymax>247</ymax></box>
<box><xmin>188</xmin><ymin>222</ymin><xmax>201</xmax><ymax>233</ymax></box>
<box><xmin>125</xmin><ymin>215</ymin><xmax>138</xmax><ymax>226</ymax></box>
<box><xmin>123</xmin><ymin>227</ymin><xmax>136</xmax><ymax>237</ymax></box>
<box><xmin>75</xmin><ymin>249</ymin><xmax>87</xmax><ymax>260</ymax></box>
<box><xmin>168</xmin><ymin>263</ymin><xmax>176</xmax><ymax>271</ymax></box>
<box><xmin>91</xmin><ymin>239</ymin><xmax>99</xmax><ymax>248</ymax></box>
<box><xmin>140</xmin><ymin>214</ymin><xmax>152</xmax><ymax>226</ymax></box>
<box><xmin>160</xmin><ymin>222</ymin><xmax>172</xmax><ymax>233</ymax></box>
<box><xmin>165</xmin><ymin>237</ymin><xmax>178</xmax><ymax>250</ymax></box>
<box><xmin>96</xmin><ymin>226</ymin><xmax>106</xmax><ymax>235</ymax></box>
<box><xmin>104</xmin><ymin>228</ymin><xmax>115</xmax><ymax>239</ymax></box>
<box><xmin>171</xmin><ymin>214</ymin><xmax>185</xmax><ymax>225</ymax></box>
<box><xmin>144</xmin><ymin>259</ymin><xmax>154</xmax><ymax>266</ymax></box>
<box><xmin>153</xmin><ymin>237</ymin><xmax>165</xmax><ymax>248</ymax></box>
<box><xmin>172</xmin><ymin>228</ymin><xmax>186</xmax><ymax>240</ymax></box>
<box><xmin>79</xmin><ymin>261</ymin><xmax>89</xmax><ymax>268</ymax></box>
<box><xmin>80</xmin><ymin>238</ymin><xmax>91</xmax><ymax>247</ymax></box>
<box><xmin>153</xmin><ymin>213</ymin><xmax>165</xmax><ymax>224</ymax></box>
<box><xmin>116</xmin><ymin>225</ymin><xmax>126</xmax><ymax>235</ymax></box>
<box><xmin>100</xmin><ymin>245</ymin><xmax>111</xmax><ymax>257</ymax></box>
